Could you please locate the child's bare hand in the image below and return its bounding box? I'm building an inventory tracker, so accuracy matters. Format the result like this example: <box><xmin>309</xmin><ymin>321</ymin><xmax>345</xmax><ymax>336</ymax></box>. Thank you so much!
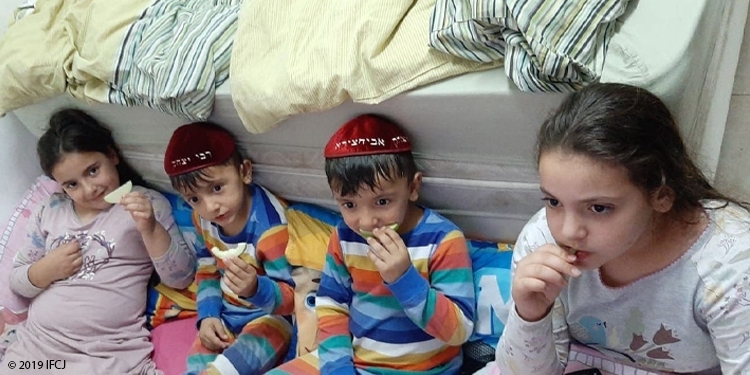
<box><xmin>223</xmin><ymin>257</ymin><xmax>258</xmax><ymax>298</ymax></box>
<box><xmin>43</xmin><ymin>240</ymin><xmax>83</xmax><ymax>282</ymax></box>
<box><xmin>199</xmin><ymin>317</ymin><xmax>230</xmax><ymax>351</ymax></box>
<box><xmin>512</xmin><ymin>244</ymin><xmax>581</xmax><ymax>322</ymax></box>
<box><xmin>119</xmin><ymin>192</ymin><xmax>157</xmax><ymax>234</ymax></box>
<box><xmin>366</xmin><ymin>226</ymin><xmax>411</xmax><ymax>284</ymax></box>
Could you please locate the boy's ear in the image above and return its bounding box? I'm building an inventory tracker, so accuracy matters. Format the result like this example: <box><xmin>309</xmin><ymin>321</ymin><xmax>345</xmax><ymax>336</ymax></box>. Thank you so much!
<box><xmin>240</xmin><ymin>160</ymin><xmax>253</xmax><ymax>184</ymax></box>
<box><xmin>651</xmin><ymin>185</ymin><xmax>675</xmax><ymax>213</ymax></box>
<box><xmin>409</xmin><ymin>172</ymin><xmax>422</xmax><ymax>202</ymax></box>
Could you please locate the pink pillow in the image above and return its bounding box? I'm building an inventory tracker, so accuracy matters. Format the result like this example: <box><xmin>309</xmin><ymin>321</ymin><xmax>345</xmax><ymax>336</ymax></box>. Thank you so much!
<box><xmin>0</xmin><ymin>308</ymin><xmax>27</xmax><ymax>360</ymax></box>
<box><xmin>151</xmin><ymin>316</ymin><xmax>197</xmax><ymax>375</ymax></box>
<box><xmin>0</xmin><ymin>175</ymin><xmax>61</xmax><ymax>315</ymax></box>
<box><xmin>0</xmin><ymin>175</ymin><xmax>60</xmax><ymax>361</ymax></box>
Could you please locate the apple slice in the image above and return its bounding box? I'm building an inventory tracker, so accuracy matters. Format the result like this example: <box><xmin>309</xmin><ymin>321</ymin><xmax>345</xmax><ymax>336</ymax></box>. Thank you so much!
<box><xmin>211</xmin><ymin>243</ymin><xmax>247</xmax><ymax>260</ymax></box>
<box><xmin>359</xmin><ymin>223</ymin><xmax>400</xmax><ymax>238</ymax></box>
<box><xmin>560</xmin><ymin>246</ymin><xmax>579</xmax><ymax>256</ymax></box>
<box><xmin>104</xmin><ymin>180</ymin><xmax>133</xmax><ymax>204</ymax></box>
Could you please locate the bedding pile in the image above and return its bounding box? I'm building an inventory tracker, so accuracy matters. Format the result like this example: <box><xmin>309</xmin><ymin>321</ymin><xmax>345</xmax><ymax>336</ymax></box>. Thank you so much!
<box><xmin>0</xmin><ymin>0</ymin><xmax>239</xmax><ymax>120</ymax></box>
<box><xmin>229</xmin><ymin>0</ymin><xmax>502</xmax><ymax>134</ymax></box>
<box><xmin>0</xmin><ymin>0</ymin><xmax>632</xmax><ymax>133</ymax></box>
<box><xmin>429</xmin><ymin>0</ymin><xmax>631</xmax><ymax>92</ymax></box>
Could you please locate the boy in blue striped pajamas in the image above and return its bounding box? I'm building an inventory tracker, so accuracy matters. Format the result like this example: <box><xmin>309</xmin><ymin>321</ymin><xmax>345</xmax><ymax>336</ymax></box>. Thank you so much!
<box><xmin>164</xmin><ymin>122</ymin><xmax>295</xmax><ymax>375</ymax></box>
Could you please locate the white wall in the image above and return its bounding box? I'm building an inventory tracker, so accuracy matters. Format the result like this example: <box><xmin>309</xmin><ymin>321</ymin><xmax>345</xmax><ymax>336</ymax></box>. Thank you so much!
<box><xmin>716</xmin><ymin>5</ymin><xmax>750</xmax><ymax>202</ymax></box>
<box><xmin>0</xmin><ymin>113</ymin><xmax>43</xmax><ymax>225</ymax></box>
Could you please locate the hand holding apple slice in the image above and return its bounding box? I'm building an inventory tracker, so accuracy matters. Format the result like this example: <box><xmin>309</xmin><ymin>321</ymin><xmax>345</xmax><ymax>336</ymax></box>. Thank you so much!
<box><xmin>359</xmin><ymin>223</ymin><xmax>399</xmax><ymax>238</ymax></box>
<box><xmin>211</xmin><ymin>243</ymin><xmax>247</xmax><ymax>260</ymax></box>
<box><xmin>104</xmin><ymin>180</ymin><xmax>133</xmax><ymax>204</ymax></box>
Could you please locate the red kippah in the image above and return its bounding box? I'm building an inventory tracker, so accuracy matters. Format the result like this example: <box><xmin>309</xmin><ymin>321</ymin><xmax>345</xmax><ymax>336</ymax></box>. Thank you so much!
<box><xmin>324</xmin><ymin>115</ymin><xmax>411</xmax><ymax>158</ymax></box>
<box><xmin>164</xmin><ymin>122</ymin><xmax>236</xmax><ymax>177</ymax></box>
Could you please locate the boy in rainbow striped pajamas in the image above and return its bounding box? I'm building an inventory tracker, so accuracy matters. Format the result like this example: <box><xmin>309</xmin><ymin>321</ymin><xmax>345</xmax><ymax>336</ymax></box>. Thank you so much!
<box><xmin>164</xmin><ymin>122</ymin><xmax>295</xmax><ymax>375</ymax></box>
<box><xmin>269</xmin><ymin>115</ymin><xmax>475</xmax><ymax>375</ymax></box>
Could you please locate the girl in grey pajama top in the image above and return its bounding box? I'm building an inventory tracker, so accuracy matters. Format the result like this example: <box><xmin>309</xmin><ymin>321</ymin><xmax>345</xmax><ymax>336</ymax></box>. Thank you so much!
<box><xmin>491</xmin><ymin>83</ymin><xmax>750</xmax><ymax>374</ymax></box>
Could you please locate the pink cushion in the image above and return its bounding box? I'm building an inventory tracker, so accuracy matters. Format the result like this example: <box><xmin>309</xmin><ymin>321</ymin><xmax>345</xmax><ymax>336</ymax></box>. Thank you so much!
<box><xmin>0</xmin><ymin>176</ymin><xmax>61</xmax><ymax>315</ymax></box>
<box><xmin>151</xmin><ymin>316</ymin><xmax>197</xmax><ymax>375</ymax></box>
<box><xmin>0</xmin><ymin>308</ymin><xmax>27</xmax><ymax>360</ymax></box>
<box><xmin>0</xmin><ymin>175</ymin><xmax>59</xmax><ymax>361</ymax></box>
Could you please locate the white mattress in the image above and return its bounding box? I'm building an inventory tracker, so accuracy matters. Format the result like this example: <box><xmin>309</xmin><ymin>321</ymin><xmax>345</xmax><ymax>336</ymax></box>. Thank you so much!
<box><xmin>8</xmin><ymin>0</ymin><xmax>748</xmax><ymax>242</ymax></box>
<box><xmin>0</xmin><ymin>113</ymin><xmax>43</xmax><ymax>224</ymax></box>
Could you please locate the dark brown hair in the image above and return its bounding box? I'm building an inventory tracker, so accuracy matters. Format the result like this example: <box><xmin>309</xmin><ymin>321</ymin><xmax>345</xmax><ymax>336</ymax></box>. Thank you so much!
<box><xmin>536</xmin><ymin>83</ymin><xmax>747</xmax><ymax>218</ymax></box>
<box><xmin>325</xmin><ymin>153</ymin><xmax>418</xmax><ymax>197</ymax></box>
<box><xmin>37</xmin><ymin>108</ymin><xmax>145</xmax><ymax>187</ymax></box>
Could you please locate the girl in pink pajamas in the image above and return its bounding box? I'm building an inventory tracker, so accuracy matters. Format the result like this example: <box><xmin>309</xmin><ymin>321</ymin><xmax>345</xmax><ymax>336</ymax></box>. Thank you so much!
<box><xmin>0</xmin><ymin>109</ymin><xmax>196</xmax><ymax>375</ymax></box>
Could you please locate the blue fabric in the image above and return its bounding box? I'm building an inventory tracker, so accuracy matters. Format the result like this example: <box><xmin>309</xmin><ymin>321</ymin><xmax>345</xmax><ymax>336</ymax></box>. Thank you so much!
<box><xmin>467</xmin><ymin>240</ymin><xmax>513</xmax><ymax>347</ymax></box>
<box><xmin>163</xmin><ymin>191</ymin><xmax>206</xmax><ymax>256</ymax></box>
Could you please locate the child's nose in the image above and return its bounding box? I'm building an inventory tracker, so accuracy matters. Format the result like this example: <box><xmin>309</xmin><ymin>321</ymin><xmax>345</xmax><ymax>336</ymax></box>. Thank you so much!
<box><xmin>561</xmin><ymin>213</ymin><xmax>586</xmax><ymax>241</ymax></box>
<box><xmin>368</xmin><ymin>215</ymin><xmax>381</xmax><ymax>229</ymax></box>
<box><xmin>357</xmin><ymin>212</ymin><xmax>379</xmax><ymax>231</ymax></box>
<box><xmin>82</xmin><ymin>181</ymin><xmax>97</xmax><ymax>198</ymax></box>
<box><xmin>205</xmin><ymin>197</ymin><xmax>221</xmax><ymax>211</ymax></box>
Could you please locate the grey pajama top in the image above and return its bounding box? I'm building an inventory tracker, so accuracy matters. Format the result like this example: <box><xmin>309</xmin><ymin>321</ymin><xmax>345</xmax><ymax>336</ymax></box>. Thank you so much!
<box><xmin>494</xmin><ymin>201</ymin><xmax>750</xmax><ymax>375</ymax></box>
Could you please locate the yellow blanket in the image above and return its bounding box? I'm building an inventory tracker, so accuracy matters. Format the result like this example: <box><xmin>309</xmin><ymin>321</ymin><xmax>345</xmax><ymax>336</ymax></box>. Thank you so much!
<box><xmin>229</xmin><ymin>0</ymin><xmax>502</xmax><ymax>134</ymax></box>
<box><xmin>0</xmin><ymin>0</ymin><xmax>152</xmax><ymax>114</ymax></box>
<box><xmin>0</xmin><ymin>0</ymin><xmax>239</xmax><ymax>120</ymax></box>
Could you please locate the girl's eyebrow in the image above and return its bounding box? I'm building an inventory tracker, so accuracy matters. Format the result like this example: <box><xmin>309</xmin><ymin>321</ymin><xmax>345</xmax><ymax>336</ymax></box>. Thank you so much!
<box><xmin>85</xmin><ymin>162</ymin><xmax>99</xmax><ymax>172</ymax></box>
<box><xmin>540</xmin><ymin>186</ymin><xmax>620</xmax><ymax>203</ymax></box>
<box><xmin>60</xmin><ymin>178</ymin><xmax>76</xmax><ymax>186</ymax></box>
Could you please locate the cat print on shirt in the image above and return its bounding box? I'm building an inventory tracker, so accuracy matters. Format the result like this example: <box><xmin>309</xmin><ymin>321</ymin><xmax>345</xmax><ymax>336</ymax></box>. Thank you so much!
<box><xmin>570</xmin><ymin>312</ymin><xmax>682</xmax><ymax>371</ymax></box>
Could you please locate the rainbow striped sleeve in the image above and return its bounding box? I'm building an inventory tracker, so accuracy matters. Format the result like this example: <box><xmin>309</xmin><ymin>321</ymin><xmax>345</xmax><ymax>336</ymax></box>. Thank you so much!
<box><xmin>316</xmin><ymin>231</ymin><xmax>357</xmax><ymax>374</ymax></box>
<box><xmin>245</xmin><ymin>224</ymin><xmax>295</xmax><ymax>316</ymax></box>
<box><xmin>389</xmin><ymin>229</ymin><xmax>475</xmax><ymax>346</ymax></box>
<box><xmin>192</xmin><ymin>211</ymin><xmax>223</xmax><ymax>322</ymax></box>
